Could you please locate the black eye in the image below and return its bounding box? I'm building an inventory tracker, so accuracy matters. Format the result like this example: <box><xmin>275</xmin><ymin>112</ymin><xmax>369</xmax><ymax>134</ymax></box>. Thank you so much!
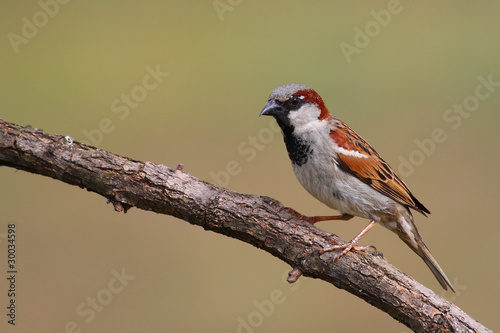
<box><xmin>289</xmin><ymin>95</ymin><xmax>301</xmax><ymax>107</ymax></box>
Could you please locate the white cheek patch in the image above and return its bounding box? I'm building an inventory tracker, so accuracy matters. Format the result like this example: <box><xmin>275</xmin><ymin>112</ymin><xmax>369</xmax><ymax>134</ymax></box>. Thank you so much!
<box><xmin>288</xmin><ymin>104</ymin><xmax>323</xmax><ymax>131</ymax></box>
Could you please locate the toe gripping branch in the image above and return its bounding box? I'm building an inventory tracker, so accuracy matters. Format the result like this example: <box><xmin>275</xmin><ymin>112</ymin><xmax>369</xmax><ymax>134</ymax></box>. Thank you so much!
<box><xmin>320</xmin><ymin>220</ymin><xmax>378</xmax><ymax>260</ymax></box>
<box><xmin>284</xmin><ymin>208</ymin><xmax>379</xmax><ymax>282</ymax></box>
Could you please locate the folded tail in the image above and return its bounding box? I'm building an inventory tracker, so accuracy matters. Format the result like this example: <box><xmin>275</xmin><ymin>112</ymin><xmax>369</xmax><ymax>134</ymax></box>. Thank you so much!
<box><xmin>387</xmin><ymin>216</ymin><xmax>455</xmax><ymax>292</ymax></box>
<box><xmin>415</xmin><ymin>236</ymin><xmax>455</xmax><ymax>292</ymax></box>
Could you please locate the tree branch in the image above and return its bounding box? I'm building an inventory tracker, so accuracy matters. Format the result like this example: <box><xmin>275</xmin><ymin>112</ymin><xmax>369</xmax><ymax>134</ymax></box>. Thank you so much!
<box><xmin>0</xmin><ymin>119</ymin><xmax>491</xmax><ymax>333</ymax></box>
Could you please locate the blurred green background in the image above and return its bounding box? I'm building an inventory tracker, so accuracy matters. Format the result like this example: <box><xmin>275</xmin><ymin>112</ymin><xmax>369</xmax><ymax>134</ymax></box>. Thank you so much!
<box><xmin>1</xmin><ymin>1</ymin><xmax>499</xmax><ymax>332</ymax></box>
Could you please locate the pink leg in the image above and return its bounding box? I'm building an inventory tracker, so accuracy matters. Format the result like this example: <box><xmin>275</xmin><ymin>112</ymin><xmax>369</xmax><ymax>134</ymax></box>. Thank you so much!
<box><xmin>285</xmin><ymin>207</ymin><xmax>353</xmax><ymax>225</ymax></box>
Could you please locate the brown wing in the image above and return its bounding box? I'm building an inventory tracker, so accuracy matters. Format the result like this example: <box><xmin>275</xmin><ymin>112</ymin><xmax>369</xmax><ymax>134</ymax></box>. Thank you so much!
<box><xmin>330</xmin><ymin>120</ymin><xmax>430</xmax><ymax>215</ymax></box>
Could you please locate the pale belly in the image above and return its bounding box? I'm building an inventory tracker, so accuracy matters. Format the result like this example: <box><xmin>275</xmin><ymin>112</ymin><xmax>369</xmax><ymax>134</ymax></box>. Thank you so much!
<box><xmin>292</xmin><ymin>157</ymin><xmax>401</xmax><ymax>222</ymax></box>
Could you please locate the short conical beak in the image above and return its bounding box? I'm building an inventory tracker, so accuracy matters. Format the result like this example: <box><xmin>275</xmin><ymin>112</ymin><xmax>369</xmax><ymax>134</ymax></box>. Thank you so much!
<box><xmin>259</xmin><ymin>99</ymin><xmax>284</xmax><ymax>117</ymax></box>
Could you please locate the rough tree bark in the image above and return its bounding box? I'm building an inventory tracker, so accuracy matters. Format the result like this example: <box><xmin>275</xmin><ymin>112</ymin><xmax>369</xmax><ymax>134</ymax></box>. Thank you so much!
<box><xmin>0</xmin><ymin>119</ymin><xmax>491</xmax><ymax>333</ymax></box>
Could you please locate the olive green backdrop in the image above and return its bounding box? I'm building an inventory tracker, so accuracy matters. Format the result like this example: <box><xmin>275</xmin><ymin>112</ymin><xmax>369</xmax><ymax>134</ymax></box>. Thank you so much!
<box><xmin>1</xmin><ymin>1</ymin><xmax>498</xmax><ymax>332</ymax></box>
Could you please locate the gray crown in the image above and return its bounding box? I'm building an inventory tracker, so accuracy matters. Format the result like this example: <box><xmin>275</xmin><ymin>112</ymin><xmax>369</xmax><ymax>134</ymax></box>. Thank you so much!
<box><xmin>268</xmin><ymin>83</ymin><xmax>312</xmax><ymax>101</ymax></box>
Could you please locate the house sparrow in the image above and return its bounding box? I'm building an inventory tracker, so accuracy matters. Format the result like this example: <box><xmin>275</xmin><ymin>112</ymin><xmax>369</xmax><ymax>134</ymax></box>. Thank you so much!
<box><xmin>260</xmin><ymin>83</ymin><xmax>454</xmax><ymax>291</ymax></box>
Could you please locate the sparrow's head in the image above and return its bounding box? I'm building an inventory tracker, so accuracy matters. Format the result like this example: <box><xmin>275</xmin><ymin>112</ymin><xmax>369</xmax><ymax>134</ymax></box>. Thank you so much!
<box><xmin>260</xmin><ymin>84</ymin><xmax>332</xmax><ymax>129</ymax></box>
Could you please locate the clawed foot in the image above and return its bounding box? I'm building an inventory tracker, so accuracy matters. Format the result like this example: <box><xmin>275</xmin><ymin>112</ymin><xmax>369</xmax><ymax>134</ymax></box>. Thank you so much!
<box><xmin>283</xmin><ymin>210</ymin><xmax>379</xmax><ymax>261</ymax></box>
<box><xmin>320</xmin><ymin>241</ymin><xmax>376</xmax><ymax>261</ymax></box>
<box><xmin>320</xmin><ymin>219</ymin><xmax>379</xmax><ymax>260</ymax></box>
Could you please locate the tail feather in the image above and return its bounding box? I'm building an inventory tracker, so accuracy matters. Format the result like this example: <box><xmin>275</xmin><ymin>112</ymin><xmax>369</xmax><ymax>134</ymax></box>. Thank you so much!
<box><xmin>416</xmin><ymin>238</ymin><xmax>455</xmax><ymax>292</ymax></box>
<box><xmin>390</xmin><ymin>216</ymin><xmax>455</xmax><ymax>292</ymax></box>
